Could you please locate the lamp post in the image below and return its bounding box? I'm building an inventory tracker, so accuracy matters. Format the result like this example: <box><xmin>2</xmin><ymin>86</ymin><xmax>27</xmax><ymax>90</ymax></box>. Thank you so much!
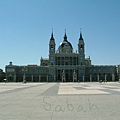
<box><xmin>22</xmin><ymin>67</ymin><xmax>27</xmax><ymax>83</ymax></box>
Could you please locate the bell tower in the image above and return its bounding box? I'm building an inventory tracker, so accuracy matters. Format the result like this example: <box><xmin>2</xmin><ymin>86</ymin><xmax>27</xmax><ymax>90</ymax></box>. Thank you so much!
<box><xmin>49</xmin><ymin>31</ymin><xmax>56</xmax><ymax>54</ymax></box>
<box><xmin>49</xmin><ymin>31</ymin><xmax>56</xmax><ymax>66</ymax></box>
<box><xmin>78</xmin><ymin>32</ymin><xmax>85</xmax><ymax>54</ymax></box>
<box><xmin>78</xmin><ymin>31</ymin><xmax>85</xmax><ymax>65</ymax></box>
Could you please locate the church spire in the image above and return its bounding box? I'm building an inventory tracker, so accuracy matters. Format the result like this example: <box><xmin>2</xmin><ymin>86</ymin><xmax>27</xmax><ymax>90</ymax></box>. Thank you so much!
<box><xmin>79</xmin><ymin>29</ymin><xmax>83</xmax><ymax>40</ymax></box>
<box><xmin>63</xmin><ymin>29</ymin><xmax>67</xmax><ymax>41</ymax></box>
<box><xmin>50</xmin><ymin>28</ymin><xmax>54</xmax><ymax>40</ymax></box>
<box><xmin>49</xmin><ymin>29</ymin><xmax>56</xmax><ymax>54</ymax></box>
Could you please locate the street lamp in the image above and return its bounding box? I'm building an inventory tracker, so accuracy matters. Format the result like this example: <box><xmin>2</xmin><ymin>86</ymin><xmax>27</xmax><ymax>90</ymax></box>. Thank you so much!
<box><xmin>22</xmin><ymin>67</ymin><xmax>27</xmax><ymax>83</ymax></box>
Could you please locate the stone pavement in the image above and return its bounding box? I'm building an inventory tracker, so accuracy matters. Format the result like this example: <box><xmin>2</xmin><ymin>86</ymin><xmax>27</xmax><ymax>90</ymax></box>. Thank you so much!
<box><xmin>0</xmin><ymin>82</ymin><xmax>120</xmax><ymax>120</ymax></box>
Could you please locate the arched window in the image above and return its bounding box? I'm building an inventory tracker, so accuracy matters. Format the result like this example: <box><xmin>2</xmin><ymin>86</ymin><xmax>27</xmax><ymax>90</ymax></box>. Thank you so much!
<box><xmin>80</xmin><ymin>45</ymin><xmax>83</xmax><ymax>48</ymax></box>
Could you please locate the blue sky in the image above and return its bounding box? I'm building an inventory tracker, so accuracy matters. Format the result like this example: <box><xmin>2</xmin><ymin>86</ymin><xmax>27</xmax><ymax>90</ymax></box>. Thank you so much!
<box><xmin>0</xmin><ymin>0</ymin><xmax>120</xmax><ymax>71</ymax></box>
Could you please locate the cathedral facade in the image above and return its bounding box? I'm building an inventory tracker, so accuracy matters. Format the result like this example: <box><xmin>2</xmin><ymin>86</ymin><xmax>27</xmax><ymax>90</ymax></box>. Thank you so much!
<box><xmin>5</xmin><ymin>31</ymin><xmax>120</xmax><ymax>82</ymax></box>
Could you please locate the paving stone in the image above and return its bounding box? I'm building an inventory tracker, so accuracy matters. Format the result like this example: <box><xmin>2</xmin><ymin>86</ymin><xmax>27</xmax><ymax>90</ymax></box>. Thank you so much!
<box><xmin>0</xmin><ymin>82</ymin><xmax>120</xmax><ymax>120</ymax></box>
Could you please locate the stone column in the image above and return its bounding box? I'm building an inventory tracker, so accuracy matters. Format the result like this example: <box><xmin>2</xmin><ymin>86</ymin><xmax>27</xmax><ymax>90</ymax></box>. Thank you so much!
<box><xmin>31</xmin><ymin>75</ymin><xmax>33</xmax><ymax>82</ymax></box>
<box><xmin>68</xmin><ymin>57</ymin><xmax>69</xmax><ymax>65</ymax></box>
<box><xmin>112</xmin><ymin>73</ymin><xmax>115</xmax><ymax>81</ymax></box>
<box><xmin>39</xmin><ymin>75</ymin><xmax>41</xmax><ymax>82</ymax></box>
<box><xmin>57</xmin><ymin>57</ymin><xmax>58</xmax><ymax>65</ymax></box>
<box><xmin>83</xmin><ymin>75</ymin><xmax>84</xmax><ymax>82</ymax></box>
<box><xmin>97</xmin><ymin>74</ymin><xmax>99</xmax><ymax>82</ymax></box>
<box><xmin>14</xmin><ymin>74</ymin><xmax>16</xmax><ymax>82</ymax></box>
<box><xmin>90</xmin><ymin>74</ymin><xmax>92</xmax><ymax>82</ymax></box>
<box><xmin>54</xmin><ymin>75</ymin><xmax>56</xmax><ymax>82</ymax></box>
<box><xmin>105</xmin><ymin>74</ymin><xmax>107</xmax><ymax>81</ymax></box>
<box><xmin>47</xmin><ymin>75</ymin><xmax>48</xmax><ymax>82</ymax></box>
<box><xmin>72</xmin><ymin>57</ymin><xmax>73</xmax><ymax>65</ymax></box>
<box><xmin>60</xmin><ymin>57</ymin><xmax>61</xmax><ymax>65</ymax></box>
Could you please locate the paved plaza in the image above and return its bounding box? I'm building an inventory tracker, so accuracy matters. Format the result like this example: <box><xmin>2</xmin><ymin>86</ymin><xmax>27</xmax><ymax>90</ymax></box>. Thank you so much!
<box><xmin>0</xmin><ymin>82</ymin><xmax>120</xmax><ymax>120</ymax></box>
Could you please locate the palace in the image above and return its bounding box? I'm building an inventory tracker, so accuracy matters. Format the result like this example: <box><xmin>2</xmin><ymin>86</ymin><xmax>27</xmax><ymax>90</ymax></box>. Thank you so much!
<box><xmin>5</xmin><ymin>31</ymin><xmax>120</xmax><ymax>82</ymax></box>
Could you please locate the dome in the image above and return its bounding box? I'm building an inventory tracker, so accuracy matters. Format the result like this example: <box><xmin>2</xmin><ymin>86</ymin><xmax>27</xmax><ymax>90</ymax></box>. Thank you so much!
<box><xmin>59</xmin><ymin>31</ymin><xmax>73</xmax><ymax>49</ymax></box>
<box><xmin>59</xmin><ymin>40</ymin><xmax>73</xmax><ymax>49</ymax></box>
<box><xmin>58</xmin><ymin>31</ymin><xmax>73</xmax><ymax>53</ymax></box>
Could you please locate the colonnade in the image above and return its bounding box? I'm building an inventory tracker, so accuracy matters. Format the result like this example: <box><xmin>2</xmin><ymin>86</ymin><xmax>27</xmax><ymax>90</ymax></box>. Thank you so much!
<box><xmin>89</xmin><ymin>73</ymin><xmax>115</xmax><ymax>82</ymax></box>
<box><xmin>6</xmin><ymin>73</ymin><xmax>117</xmax><ymax>82</ymax></box>
<box><xmin>55</xmin><ymin>57</ymin><xmax>78</xmax><ymax>65</ymax></box>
